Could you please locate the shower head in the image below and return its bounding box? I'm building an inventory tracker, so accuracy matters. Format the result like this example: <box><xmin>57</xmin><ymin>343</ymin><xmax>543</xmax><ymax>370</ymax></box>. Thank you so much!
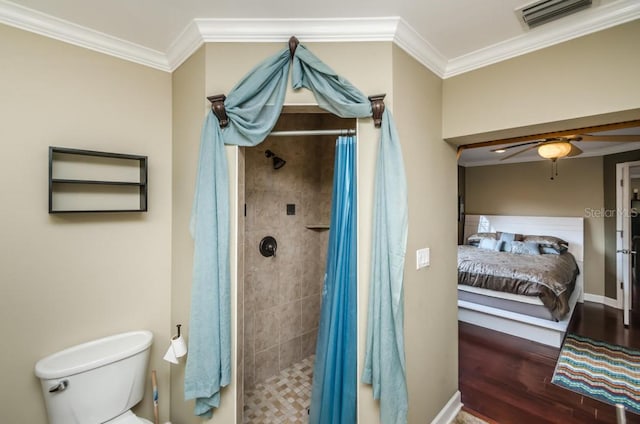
<box><xmin>265</xmin><ymin>149</ymin><xmax>286</xmax><ymax>170</ymax></box>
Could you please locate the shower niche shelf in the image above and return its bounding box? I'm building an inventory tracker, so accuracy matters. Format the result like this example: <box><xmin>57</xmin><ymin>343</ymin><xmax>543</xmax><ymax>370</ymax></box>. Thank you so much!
<box><xmin>48</xmin><ymin>146</ymin><xmax>148</xmax><ymax>213</ymax></box>
<box><xmin>305</xmin><ymin>224</ymin><xmax>330</xmax><ymax>231</ymax></box>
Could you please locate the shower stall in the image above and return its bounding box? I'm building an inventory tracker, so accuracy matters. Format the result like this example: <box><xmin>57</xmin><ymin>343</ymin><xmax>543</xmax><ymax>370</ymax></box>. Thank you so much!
<box><xmin>239</xmin><ymin>111</ymin><xmax>355</xmax><ymax>423</ymax></box>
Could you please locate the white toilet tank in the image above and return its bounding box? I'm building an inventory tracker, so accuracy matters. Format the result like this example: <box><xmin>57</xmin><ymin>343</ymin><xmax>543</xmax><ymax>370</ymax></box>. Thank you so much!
<box><xmin>35</xmin><ymin>330</ymin><xmax>153</xmax><ymax>424</ymax></box>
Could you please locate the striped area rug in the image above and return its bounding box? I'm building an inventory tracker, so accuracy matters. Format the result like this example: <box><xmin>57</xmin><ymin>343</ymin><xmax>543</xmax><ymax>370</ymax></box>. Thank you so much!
<box><xmin>552</xmin><ymin>334</ymin><xmax>640</xmax><ymax>415</ymax></box>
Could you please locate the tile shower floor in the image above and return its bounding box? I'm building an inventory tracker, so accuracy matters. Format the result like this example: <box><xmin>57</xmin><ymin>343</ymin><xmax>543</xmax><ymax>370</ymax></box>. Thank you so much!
<box><xmin>243</xmin><ymin>355</ymin><xmax>315</xmax><ymax>423</ymax></box>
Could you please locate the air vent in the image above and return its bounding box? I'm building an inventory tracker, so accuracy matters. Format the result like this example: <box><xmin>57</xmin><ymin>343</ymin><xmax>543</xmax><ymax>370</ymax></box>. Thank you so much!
<box><xmin>521</xmin><ymin>0</ymin><xmax>592</xmax><ymax>28</ymax></box>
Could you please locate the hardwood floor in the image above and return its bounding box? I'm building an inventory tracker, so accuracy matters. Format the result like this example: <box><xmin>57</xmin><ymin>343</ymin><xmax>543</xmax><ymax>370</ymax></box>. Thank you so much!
<box><xmin>459</xmin><ymin>302</ymin><xmax>640</xmax><ymax>424</ymax></box>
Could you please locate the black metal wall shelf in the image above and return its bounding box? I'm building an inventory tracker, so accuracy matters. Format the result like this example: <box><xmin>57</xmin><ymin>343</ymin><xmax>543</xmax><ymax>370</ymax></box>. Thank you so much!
<box><xmin>48</xmin><ymin>146</ymin><xmax>148</xmax><ymax>213</ymax></box>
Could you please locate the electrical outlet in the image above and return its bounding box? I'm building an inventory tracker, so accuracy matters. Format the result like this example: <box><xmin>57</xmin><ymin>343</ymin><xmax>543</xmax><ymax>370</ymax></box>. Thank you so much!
<box><xmin>416</xmin><ymin>248</ymin><xmax>430</xmax><ymax>270</ymax></box>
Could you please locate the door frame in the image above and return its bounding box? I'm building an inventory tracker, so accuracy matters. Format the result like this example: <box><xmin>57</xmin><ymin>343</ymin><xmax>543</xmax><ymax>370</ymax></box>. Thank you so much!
<box><xmin>615</xmin><ymin>160</ymin><xmax>640</xmax><ymax>326</ymax></box>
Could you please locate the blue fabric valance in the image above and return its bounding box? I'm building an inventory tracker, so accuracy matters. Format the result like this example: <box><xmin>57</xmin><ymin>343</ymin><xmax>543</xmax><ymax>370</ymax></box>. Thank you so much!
<box><xmin>185</xmin><ymin>41</ymin><xmax>408</xmax><ymax>423</ymax></box>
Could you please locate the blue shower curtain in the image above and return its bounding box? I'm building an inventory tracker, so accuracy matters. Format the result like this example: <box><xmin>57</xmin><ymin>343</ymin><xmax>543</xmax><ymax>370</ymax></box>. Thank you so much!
<box><xmin>309</xmin><ymin>136</ymin><xmax>357</xmax><ymax>424</ymax></box>
<box><xmin>186</xmin><ymin>42</ymin><xmax>408</xmax><ymax>423</ymax></box>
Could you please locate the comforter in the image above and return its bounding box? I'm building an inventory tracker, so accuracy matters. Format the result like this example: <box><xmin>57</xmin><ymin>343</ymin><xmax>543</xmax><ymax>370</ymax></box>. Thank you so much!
<box><xmin>457</xmin><ymin>245</ymin><xmax>579</xmax><ymax>320</ymax></box>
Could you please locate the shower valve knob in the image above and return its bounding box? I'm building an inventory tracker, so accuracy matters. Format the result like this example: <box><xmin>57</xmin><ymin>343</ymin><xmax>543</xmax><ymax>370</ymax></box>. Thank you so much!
<box><xmin>259</xmin><ymin>236</ymin><xmax>277</xmax><ymax>258</ymax></box>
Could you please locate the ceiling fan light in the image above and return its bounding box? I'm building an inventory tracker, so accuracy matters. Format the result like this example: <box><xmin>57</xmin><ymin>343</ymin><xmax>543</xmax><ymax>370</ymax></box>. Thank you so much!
<box><xmin>537</xmin><ymin>141</ymin><xmax>572</xmax><ymax>159</ymax></box>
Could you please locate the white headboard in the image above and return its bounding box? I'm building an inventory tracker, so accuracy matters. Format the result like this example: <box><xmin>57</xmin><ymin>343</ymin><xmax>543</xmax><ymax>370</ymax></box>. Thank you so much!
<box><xmin>464</xmin><ymin>214</ymin><xmax>584</xmax><ymax>262</ymax></box>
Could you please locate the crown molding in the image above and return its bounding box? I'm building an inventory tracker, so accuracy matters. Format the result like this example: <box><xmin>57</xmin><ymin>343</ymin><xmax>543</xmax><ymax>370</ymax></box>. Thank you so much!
<box><xmin>195</xmin><ymin>17</ymin><xmax>400</xmax><ymax>42</ymax></box>
<box><xmin>0</xmin><ymin>0</ymin><xmax>170</xmax><ymax>71</ymax></box>
<box><xmin>444</xmin><ymin>0</ymin><xmax>640</xmax><ymax>78</ymax></box>
<box><xmin>166</xmin><ymin>20</ymin><xmax>204</xmax><ymax>71</ymax></box>
<box><xmin>1</xmin><ymin>0</ymin><xmax>638</xmax><ymax>77</ymax></box>
<box><xmin>394</xmin><ymin>18</ymin><xmax>447</xmax><ymax>78</ymax></box>
<box><xmin>165</xmin><ymin>17</ymin><xmax>447</xmax><ymax>76</ymax></box>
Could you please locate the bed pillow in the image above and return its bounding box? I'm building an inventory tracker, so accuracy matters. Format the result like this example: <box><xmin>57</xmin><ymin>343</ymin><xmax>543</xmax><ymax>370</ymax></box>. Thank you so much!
<box><xmin>522</xmin><ymin>235</ymin><xmax>568</xmax><ymax>252</ymax></box>
<box><xmin>540</xmin><ymin>245</ymin><xmax>569</xmax><ymax>255</ymax></box>
<box><xmin>478</xmin><ymin>238</ymin><xmax>503</xmax><ymax>251</ymax></box>
<box><xmin>510</xmin><ymin>241</ymin><xmax>541</xmax><ymax>255</ymax></box>
<box><xmin>496</xmin><ymin>231</ymin><xmax>524</xmax><ymax>241</ymax></box>
<box><xmin>498</xmin><ymin>231</ymin><xmax>523</xmax><ymax>252</ymax></box>
<box><xmin>467</xmin><ymin>232</ymin><xmax>497</xmax><ymax>246</ymax></box>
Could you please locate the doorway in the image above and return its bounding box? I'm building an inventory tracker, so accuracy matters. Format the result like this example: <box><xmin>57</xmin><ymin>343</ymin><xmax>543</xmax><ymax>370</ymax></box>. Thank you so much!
<box><xmin>627</xmin><ymin>165</ymin><xmax>640</xmax><ymax>313</ymax></box>
<box><xmin>238</xmin><ymin>110</ymin><xmax>356</xmax><ymax>423</ymax></box>
<box><xmin>615</xmin><ymin>160</ymin><xmax>640</xmax><ymax>326</ymax></box>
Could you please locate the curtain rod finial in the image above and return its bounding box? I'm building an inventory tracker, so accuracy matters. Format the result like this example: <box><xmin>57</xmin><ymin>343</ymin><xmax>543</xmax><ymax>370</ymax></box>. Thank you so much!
<box><xmin>368</xmin><ymin>94</ymin><xmax>386</xmax><ymax>128</ymax></box>
<box><xmin>289</xmin><ymin>36</ymin><xmax>299</xmax><ymax>58</ymax></box>
<box><xmin>207</xmin><ymin>94</ymin><xmax>229</xmax><ymax>128</ymax></box>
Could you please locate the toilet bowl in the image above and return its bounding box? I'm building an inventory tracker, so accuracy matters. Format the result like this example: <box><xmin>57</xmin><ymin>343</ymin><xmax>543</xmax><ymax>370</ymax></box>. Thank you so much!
<box><xmin>35</xmin><ymin>330</ymin><xmax>153</xmax><ymax>424</ymax></box>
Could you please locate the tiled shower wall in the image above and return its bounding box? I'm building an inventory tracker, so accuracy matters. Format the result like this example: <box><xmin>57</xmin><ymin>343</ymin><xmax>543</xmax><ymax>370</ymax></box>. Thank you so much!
<box><xmin>243</xmin><ymin>135</ymin><xmax>334</xmax><ymax>388</ymax></box>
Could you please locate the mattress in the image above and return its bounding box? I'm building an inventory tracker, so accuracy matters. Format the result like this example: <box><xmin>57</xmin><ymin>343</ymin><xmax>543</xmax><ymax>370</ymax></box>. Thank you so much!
<box><xmin>458</xmin><ymin>285</ymin><xmax>555</xmax><ymax>321</ymax></box>
<box><xmin>457</xmin><ymin>245</ymin><xmax>579</xmax><ymax>320</ymax></box>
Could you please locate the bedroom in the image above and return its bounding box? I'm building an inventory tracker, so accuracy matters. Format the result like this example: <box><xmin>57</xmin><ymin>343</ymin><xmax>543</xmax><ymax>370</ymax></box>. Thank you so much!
<box><xmin>449</xmin><ymin>20</ymin><xmax>640</xmax><ymax>422</ymax></box>
<box><xmin>445</xmin><ymin>16</ymin><xmax>640</xmax><ymax>320</ymax></box>
<box><xmin>454</xmin><ymin>148</ymin><xmax>640</xmax><ymax>423</ymax></box>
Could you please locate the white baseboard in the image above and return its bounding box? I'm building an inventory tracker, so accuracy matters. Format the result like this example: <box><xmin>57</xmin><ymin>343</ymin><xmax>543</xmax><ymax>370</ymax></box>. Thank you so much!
<box><xmin>431</xmin><ymin>390</ymin><xmax>462</xmax><ymax>424</ymax></box>
<box><xmin>583</xmin><ymin>292</ymin><xmax>620</xmax><ymax>309</ymax></box>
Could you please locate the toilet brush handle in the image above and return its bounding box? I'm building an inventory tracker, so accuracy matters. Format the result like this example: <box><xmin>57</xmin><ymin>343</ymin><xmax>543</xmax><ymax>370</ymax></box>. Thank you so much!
<box><xmin>152</xmin><ymin>370</ymin><xmax>159</xmax><ymax>424</ymax></box>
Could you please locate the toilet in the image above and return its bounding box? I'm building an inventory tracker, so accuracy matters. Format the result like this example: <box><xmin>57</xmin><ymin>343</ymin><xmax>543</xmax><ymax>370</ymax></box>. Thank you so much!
<box><xmin>35</xmin><ymin>330</ymin><xmax>154</xmax><ymax>424</ymax></box>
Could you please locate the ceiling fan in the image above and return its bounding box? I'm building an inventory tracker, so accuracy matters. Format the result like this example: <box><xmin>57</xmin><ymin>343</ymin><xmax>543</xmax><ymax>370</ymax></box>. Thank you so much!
<box><xmin>491</xmin><ymin>133</ymin><xmax>640</xmax><ymax>179</ymax></box>
<box><xmin>491</xmin><ymin>133</ymin><xmax>640</xmax><ymax>161</ymax></box>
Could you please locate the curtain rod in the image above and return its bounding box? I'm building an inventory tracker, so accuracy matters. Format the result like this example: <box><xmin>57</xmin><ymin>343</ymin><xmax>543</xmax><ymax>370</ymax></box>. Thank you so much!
<box><xmin>208</xmin><ymin>94</ymin><xmax>386</xmax><ymax>129</ymax></box>
<box><xmin>268</xmin><ymin>129</ymin><xmax>356</xmax><ymax>137</ymax></box>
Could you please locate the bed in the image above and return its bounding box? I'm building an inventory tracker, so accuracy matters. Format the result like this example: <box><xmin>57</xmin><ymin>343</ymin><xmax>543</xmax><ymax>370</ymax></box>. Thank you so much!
<box><xmin>458</xmin><ymin>215</ymin><xmax>584</xmax><ymax>348</ymax></box>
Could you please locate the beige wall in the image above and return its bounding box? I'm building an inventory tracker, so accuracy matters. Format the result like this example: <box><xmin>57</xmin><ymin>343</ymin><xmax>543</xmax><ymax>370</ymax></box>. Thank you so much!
<box><xmin>443</xmin><ymin>20</ymin><xmax>640</xmax><ymax>143</ymax></box>
<box><xmin>465</xmin><ymin>157</ymin><xmax>605</xmax><ymax>296</ymax></box>
<box><xmin>171</xmin><ymin>46</ymin><xmax>206</xmax><ymax>423</ymax></box>
<box><xmin>392</xmin><ymin>45</ymin><xmax>458</xmax><ymax>422</ymax></box>
<box><xmin>0</xmin><ymin>24</ymin><xmax>172</xmax><ymax>423</ymax></box>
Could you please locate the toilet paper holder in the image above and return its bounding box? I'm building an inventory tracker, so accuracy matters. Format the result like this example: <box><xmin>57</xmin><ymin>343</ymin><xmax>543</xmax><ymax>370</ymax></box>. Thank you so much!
<box><xmin>163</xmin><ymin>324</ymin><xmax>187</xmax><ymax>364</ymax></box>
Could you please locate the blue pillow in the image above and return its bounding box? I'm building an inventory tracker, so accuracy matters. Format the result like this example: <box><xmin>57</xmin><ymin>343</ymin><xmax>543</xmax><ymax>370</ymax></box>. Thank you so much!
<box><xmin>540</xmin><ymin>245</ymin><xmax>568</xmax><ymax>255</ymax></box>
<box><xmin>499</xmin><ymin>232</ymin><xmax>518</xmax><ymax>252</ymax></box>
<box><xmin>511</xmin><ymin>241</ymin><xmax>541</xmax><ymax>255</ymax></box>
<box><xmin>467</xmin><ymin>232</ymin><xmax>497</xmax><ymax>246</ymax></box>
<box><xmin>522</xmin><ymin>235</ymin><xmax>568</xmax><ymax>252</ymax></box>
<box><xmin>478</xmin><ymin>238</ymin><xmax>503</xmax><ymax>251</ymax></box>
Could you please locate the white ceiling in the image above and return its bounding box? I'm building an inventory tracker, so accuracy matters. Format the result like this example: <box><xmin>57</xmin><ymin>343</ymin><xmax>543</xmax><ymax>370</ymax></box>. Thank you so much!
<box><xmin>1</xmin><ymin>0</ymin><xmax>639</xmax><ymax>165</ymax></box>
